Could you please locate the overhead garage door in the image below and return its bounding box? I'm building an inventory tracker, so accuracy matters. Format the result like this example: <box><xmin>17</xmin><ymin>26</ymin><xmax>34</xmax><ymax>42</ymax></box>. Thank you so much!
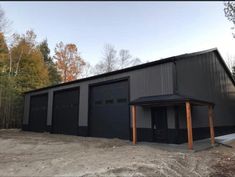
<box><xmin>89</xmin><ymin>80</ymin><xmax>129</xmax><ymax>139</ymax></box>
<box><xmin>52</xmin><ymin>88</ymin><xmax>79</xmax><ymax>135</ymax></box>
<box><xmin>29</xmin><ymin>94</ymin><xmax>48</xmax><ymax>132</ymax></box>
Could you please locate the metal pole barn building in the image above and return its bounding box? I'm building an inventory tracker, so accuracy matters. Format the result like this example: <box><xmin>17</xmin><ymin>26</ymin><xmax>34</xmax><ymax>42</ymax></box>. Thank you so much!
<box><xmin>22</xmin><ymin>48</ymin><xmax>235</xmax><ymax>149</ymax></box>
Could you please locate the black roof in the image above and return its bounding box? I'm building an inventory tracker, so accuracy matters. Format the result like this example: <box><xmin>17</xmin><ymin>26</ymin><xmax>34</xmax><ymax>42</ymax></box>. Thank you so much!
<box><xmin>130</xmin><ymin>94</ymin><xmax>214</xmax><ymax>107</ymax></box>
<box><xmin>25</xmin><ymin>48</ymin><xmax>235</xmax><ymax>94</ymax></box>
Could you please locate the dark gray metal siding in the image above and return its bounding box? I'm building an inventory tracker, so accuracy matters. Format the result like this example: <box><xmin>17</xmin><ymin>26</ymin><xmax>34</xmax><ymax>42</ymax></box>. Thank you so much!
<box><xmin>176</xmin><ymin>52</ymin><xmax>235</xmax><ymax>128</ymax></box>
<box><xmin>23</xmin><ymin>62</ymin><xmax>174</xmax><ymax>130</ymax></box>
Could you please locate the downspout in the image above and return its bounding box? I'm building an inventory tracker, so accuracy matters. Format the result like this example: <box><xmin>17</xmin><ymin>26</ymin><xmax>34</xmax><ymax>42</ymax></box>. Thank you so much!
<box><xmin>172</xmin><ymin>57</ymin><xmax>178</xmax><ymax>94</ymax></box>
<box><xmin>172</xmin><ymin>58</ymin><xmax>180</xmax><ymax>143</ymax></box>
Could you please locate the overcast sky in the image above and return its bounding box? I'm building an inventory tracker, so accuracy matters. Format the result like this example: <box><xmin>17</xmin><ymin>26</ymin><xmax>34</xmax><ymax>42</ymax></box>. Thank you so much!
<box><xmin>1</xmin><ymin>2</ymin><xmax>235</xmax><ymax>65</ymax></box>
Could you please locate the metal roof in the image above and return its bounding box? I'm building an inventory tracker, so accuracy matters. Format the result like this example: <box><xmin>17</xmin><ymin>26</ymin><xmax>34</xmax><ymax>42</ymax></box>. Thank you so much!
<box><xmin>130</xmin><ymin>94</ymin><xmax>214</xmax><ymax>107</ymax></box>
<box><xmin>25</xmin><ymin>48</ymin><xmax>234</xmax><ymax>94</ymax></box>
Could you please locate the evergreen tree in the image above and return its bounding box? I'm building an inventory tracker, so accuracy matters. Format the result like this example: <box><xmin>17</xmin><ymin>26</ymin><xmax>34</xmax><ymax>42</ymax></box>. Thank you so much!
<box><xmin>39</xmin><ymin>40</ymin><xmax>61</xmax><ymax>85</ymax></box>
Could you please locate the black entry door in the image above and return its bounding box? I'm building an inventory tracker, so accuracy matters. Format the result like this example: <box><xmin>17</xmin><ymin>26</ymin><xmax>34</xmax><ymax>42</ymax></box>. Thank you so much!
<box><xmin>89</xmin><ymin>80</ymin><xmax>129</xmax><ymax>139</ymax></box>
<box><xmin>29</xmin><ymin>94</ymin><xmax>48</xmax><ymax>132</ymax></box>
<box><xmin>151</xmin><ymin>107</ymin><xmax>168</xmax><ymax>142</ymax></box>
<box><xmin>52</xmin><ymin>88</ymin><xmax>79</xmax><ymax>135</ymax></box>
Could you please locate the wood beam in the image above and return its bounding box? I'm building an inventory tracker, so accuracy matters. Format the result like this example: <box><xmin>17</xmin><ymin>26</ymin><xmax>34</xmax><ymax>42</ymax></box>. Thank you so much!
<box><xmin>132</xmin><ymin>105</ymin><xmax>137</xmax><ymax>145</ymax></box>
<box><xmin>208</xmin><ymin>105</ymin><xmax>215</xmax><ymax>145</ymax></box>
<box><xmin>185</xmin><ymin>101</ymin><xmax>193</xmax><ymax>150</ymax></box>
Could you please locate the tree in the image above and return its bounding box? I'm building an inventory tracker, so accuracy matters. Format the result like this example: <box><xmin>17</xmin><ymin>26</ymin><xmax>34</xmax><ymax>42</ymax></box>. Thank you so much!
<box><xmin>0</xmin><ymin>8</ymin><xmax>23</xmax><ymax>129</ymax></box>
<box><xmin>10</xmin><ymin>30</ymin><xmax>49</xmax><ymax>92</ymax></box>
<box><xmin>118</xmin><ymin>49</ymin><xmax>141</xmax><ymax>69</ymax></box>
<box><xmin>80</xmin><ymin>62</ymin><xmax>94</xmax><ymax>78</ymax></box>
<box><xmin>54</xmin><ymin>42</ymin><xmax>86</xmax><ymax>82</ymax></box>
<box><xmin>10</xmin><ymin>30</ymin><xmax>37</xmax><ymax>76</ymax></box>
<box><xmin>131</xmin><ymin>57</ymin><xmax>141</xmax><ymax>66</ymax></box>
<box><xmin>0</xmin><ymin>75</ymin><xmax>23</xmax><ymax>128</ymax></box>
<box><xmin>94</xmin><ymin>44</ymin><xmax>142</xmax><ymax>74</ymax></box>
<box><xmin>94</xmin><ymin>44</ymin><xmax>117</xmax><ymax>74</ymax></box>
<box><xmin>118</xmin><ymin>49</ymin><xmax>131</xmax><ymax>69</ymax></box>
<box><xmin>224</xmin><ymin>1</ymin><xmax>235</xmax><ymax>37</ymax></box>
<box><xmin>232</xmin><ymin>66</ymin><xmax>235</xmax><ymax>79</ymax></box>
<box><xmin>0</xmin><ymin>7</ymin><xmax>48</xmax><ymax>128</ymax></box>
<box><xmin>0</xmin><ymin>32</ymin><xmax>9</xmax><ymax>74</ymax></box>
<box><xmin>224</xmin><ymin>2</ymin><xmax>235</xmax><ymax>78</ymax></box>
<box><xmin>225</xmin><ymin>54</ymin><xmax>235</xmax><ymax>71</ymax></box>
<box><xmin>0</xmin><ymin>6</ymin><xmax>10</xmax><ymax>33</ymax></box>
<box><xmin>39</xmin><ymin>40</ymin><xmax>61</xmax><ymax>85</ymax></box>
<box><xmin>39</xmin><ymin>39</ymin><xmax>51</xmax><ymax>63</ymax></box>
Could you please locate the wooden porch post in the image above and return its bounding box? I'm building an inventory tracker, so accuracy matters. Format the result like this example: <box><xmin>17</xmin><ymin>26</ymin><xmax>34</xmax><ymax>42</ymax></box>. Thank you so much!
<box><xmin>131</xmin><ymin>105</ymin><xmax>137</xmax><ymax>144</ymax></box>
<box><xmin>185</xmin><ymin>101</ymin><xmax>193</xmax><ymax>150</ymax></box>
<box><xmin>208</xmin><ymin>105</ymin><xmax>215</xmax><ymax>145</ymax></box>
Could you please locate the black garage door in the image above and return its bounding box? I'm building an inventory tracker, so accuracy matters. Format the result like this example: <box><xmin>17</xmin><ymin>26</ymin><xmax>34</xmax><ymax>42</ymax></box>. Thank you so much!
<box><xmin>89</xmin><ymin>80</ymin><xmax>129</xmax><ymax>139</ymax></box>
<box><xmin>29</xmin><ymin>94</ymin><xmax>48</xmax><ymax>132</ymax></box>
<box><xmin>52</xmin><ymin>88</ymin><xmax>79</xmax><ymax>135</ymax></box>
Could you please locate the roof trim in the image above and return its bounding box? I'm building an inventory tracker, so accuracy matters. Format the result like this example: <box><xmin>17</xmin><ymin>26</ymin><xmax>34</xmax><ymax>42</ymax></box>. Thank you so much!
<box><xmin>130</xmin><ymin>94</ymin><xmax>214</xmax><ymax>107</ymax></box>
<box><xmin>24</xmin><ymin>48</ymin><xmax>223</xmax><ymax>94</ymax></box>
<box><xmin>213</xmin><ymin>49</ymin><xmax>235</xmax><ymax>86</ymax></box>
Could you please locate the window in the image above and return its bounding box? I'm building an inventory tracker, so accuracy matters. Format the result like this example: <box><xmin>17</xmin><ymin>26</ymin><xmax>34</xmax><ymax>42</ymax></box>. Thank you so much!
<box><xmin>117</xmin><ymin>98</ymin><xmax>127</xmax><ymax>103</ymax></box>
<box><xmin>105</xmin><ymin>99</ymin><xmax>114</xmax><ymax>104</ymax></box>
<box><xmin>95</xmin><ymin>100</ymin><xmax>102</xmax><ymax>105</ymax></box>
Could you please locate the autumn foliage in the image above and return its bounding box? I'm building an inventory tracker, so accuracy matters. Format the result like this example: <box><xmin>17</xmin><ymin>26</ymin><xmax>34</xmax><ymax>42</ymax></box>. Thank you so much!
<box><xmin>54</xmin><ymin>42</ymin><xmax>86</xmax><ymax>83</ymax></box>
<box><xmin>0</xmin><ymin>6</ymin><xmax>141</xmax><ymax>129</ymax></box>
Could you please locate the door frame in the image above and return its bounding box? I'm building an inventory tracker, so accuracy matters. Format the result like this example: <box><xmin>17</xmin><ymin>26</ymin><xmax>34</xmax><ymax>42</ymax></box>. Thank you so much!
<box><xmin>51</xmin><ymin>86</ymin><xmax>80</xmax><ymax>135</ymax></box>
<box><xmin>87</xmin><ymin>76</ymin><xmax>131</xmax><ymax>139</ymax></box>
<box><xmin>151</xmin><ymin>106</ymin><xmax>168</xmax><ymax>143</ymax></box>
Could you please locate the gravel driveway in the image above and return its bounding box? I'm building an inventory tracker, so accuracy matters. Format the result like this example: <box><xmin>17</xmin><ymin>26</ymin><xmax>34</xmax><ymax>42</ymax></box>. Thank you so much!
<box><xmin>0</xmin><ymin>129</ymin><xmax>235</xmax><ymax>177</ymax></box>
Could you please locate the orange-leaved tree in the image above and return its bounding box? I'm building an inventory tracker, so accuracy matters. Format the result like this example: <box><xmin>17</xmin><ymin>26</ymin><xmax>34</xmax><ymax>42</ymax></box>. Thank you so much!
<box><xmin>54</xmin><ymin>42</ymin><xmax>86</xmax><ymax>83</ymax></box>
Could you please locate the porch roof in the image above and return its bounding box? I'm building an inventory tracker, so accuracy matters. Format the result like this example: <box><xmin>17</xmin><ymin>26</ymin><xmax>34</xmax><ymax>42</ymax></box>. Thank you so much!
<box><xmin>130</xmin><ymin>94</ymin><xmax>214</xmax><ymax>107</ymax></box>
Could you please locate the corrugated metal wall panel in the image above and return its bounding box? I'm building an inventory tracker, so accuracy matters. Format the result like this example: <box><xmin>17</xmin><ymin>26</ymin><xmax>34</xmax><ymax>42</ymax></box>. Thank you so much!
<box><xmin>23</xmin><ymin>62</ymin><xmax>174</xmax><ymax>129</ymax></box>
<box><xmin>176</xmin><ymin>52</ymin><xmax>235</xmax><ymax>128</ymax></box>
<box><xmin>47</xmin><ymin>91</ymin><xmax>53</xmax><ymax>126</ymax></box>
<box><xmin>23</xmin><ymin>94</ymin><xmax>30</xmax><ymax>125</ymax></box>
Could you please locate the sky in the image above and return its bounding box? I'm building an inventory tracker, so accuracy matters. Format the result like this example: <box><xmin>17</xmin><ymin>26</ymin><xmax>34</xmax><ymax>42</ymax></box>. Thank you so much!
<box><xmin>1</xmin><ymin>1</ymin><xmax>235</xmax><ymax>66</ymax></box>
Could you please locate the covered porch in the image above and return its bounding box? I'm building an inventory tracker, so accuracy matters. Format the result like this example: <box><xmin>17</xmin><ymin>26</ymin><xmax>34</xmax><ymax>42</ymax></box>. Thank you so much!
<box><xmin>130</xmin><ymin>94</ymin><xmax>215</xmax><ymax>150</ymax></box>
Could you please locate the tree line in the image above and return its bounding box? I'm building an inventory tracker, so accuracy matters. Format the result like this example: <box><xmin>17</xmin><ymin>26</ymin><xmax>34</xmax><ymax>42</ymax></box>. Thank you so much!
<box><xmin>0</xmin><ymin>6</ymin><xmax>141</xmax><ymax>128</ymax></box>
<box><xmin>224</xmin><ymin>1</ymin><xmax>235</xmax><ymax>77</ymax></box>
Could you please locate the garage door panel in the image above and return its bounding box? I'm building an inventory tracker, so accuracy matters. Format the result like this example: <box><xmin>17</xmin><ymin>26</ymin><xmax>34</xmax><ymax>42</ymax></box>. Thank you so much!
<box><xmin>89</xmin><ymin>80</ymin><xmax>129</xmax><ymax>139</ymax></box>
<box><xmin>29</xmin><ymin>94</ymin><xmax>48</xmax><ymax>132</ymax></box>
<box><xmin>52</xmin><ymin>88</ymin><xmax>79</xmax><ymax>135</ymax></box>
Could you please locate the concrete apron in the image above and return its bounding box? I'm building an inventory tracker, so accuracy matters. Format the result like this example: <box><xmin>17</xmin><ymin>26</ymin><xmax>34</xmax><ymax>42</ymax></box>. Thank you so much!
<box><xmin>138</xmin><ymin>134</ymin><xmax>235</xmax><ymax>152</ymax></box>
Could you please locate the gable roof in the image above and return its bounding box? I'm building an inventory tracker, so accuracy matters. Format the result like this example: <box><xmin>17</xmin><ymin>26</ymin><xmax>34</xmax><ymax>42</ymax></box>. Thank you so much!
<box><xmin>25</xmin><ymin>48</ymin><xmax>235</xmax><ymax>94</ymax></box>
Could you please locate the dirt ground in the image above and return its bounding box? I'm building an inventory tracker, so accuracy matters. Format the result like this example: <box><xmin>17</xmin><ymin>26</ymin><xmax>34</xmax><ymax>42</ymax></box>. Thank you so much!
<box><xmin>0</xmin><ymin>129</ymin><xmax>235</xmax><ymax>177</ymax></box>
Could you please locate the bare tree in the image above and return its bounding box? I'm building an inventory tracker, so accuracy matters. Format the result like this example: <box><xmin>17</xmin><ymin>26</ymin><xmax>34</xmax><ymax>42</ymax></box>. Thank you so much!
<box><xmin>0</xmin><ymin>6</ymin><xmax>8</xmax><ymax>33</ymax></box>
<box><xmin>118</xmin><ymin>49</ymin><xmax>131</xmax><ymax>69</ymax></box>
<box><xmin>94</xmin><ymin>44</ymin><xmax>117</xmax><ymax>74</ymax></box>
<box><xmin>80</xmin><ymin>62</ymin><xmax>94</xmax><ymax>78</ymax></box>
<box><xmin>118</xmin><ymin>49</ymin><xmax>141</xmax><ymax>69</ymax></box>
<box><xmin>225</xmin><ymin>54</ymin><xmax>235</xmax><ymax>72</ymax></box>
<box><xmin>94</xmin><ymin>44</ymin><xmax>142</xmax><ymax>74</ymax></box>
<box><xmin>131</xmin><ymin>57</ymin><xmax>141</xmax><ymax>66</ymax></box>
<box><xmin>224</xmin><ymin>1</ymin><xmax>235</xmax><ymax>37</ymax></box>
